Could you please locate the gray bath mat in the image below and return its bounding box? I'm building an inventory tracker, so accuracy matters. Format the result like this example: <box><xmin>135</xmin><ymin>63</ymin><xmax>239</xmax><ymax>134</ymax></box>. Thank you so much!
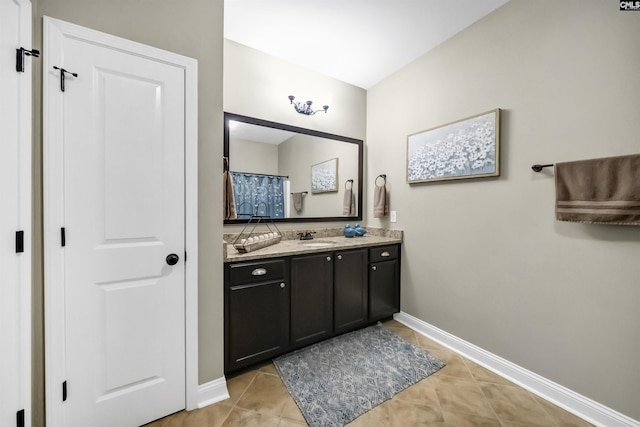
<box><xmin>273</xmin><ymin>324</ymin><xmax>445</xmax><ymax>427</ymax></box>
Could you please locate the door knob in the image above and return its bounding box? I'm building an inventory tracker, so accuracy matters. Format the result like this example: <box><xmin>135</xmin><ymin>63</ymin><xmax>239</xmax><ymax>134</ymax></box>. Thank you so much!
<box><xmin>166</xmin><ymin>253</ymin><xmax>179</xmax><ymax>266</ymax></box>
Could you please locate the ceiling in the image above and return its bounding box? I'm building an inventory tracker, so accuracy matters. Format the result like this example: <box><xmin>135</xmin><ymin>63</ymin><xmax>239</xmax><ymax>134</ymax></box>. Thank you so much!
<box><xmin>224</xmin><ymin>0</ymin><xmax>509</xmax><ymax>89</ymax></box>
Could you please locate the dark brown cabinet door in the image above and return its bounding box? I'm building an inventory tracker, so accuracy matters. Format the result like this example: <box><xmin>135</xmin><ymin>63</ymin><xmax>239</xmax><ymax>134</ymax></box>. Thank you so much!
<box><xmin>334</xmin><ymin>249</ymin><xmax>368</xmax><ymax>334</ymax></box>
<box><xmin>290</xmin><ymin>253</ymin><xmax>334</xmax><ymax>348</ymax></box>
<box><xmin>225</xmin><ymin>260</ymin><xmax>289</xmax><ymax>373</ymax></box>
<box><xmin>369</xmin><ymin>257</ymin><xmax>400</xmax><ymax>321</ymax></box>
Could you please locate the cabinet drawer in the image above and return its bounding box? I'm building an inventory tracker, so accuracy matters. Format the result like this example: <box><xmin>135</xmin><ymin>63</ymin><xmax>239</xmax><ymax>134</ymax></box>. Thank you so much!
<box><xmin>228</xmin><ymin>259</ymin><xmax>286</xmax><ymax>285</ymax></box>
<box><xmin>369</xmin><ymin>245</ymin><xmax>398</xmax><ymax>262</ymax></box>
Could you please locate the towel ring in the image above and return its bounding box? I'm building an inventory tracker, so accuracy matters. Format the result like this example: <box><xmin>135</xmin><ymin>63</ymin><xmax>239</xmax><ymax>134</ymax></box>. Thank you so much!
<box><xmin>345</xmin><ymin>179</ymin><xmax>353</xmax><ymax>190</ymax></box>
<box><xmin>375</xmin><ymin>174</ymin><xmax>387</xmax><ymax>186</ymax></box>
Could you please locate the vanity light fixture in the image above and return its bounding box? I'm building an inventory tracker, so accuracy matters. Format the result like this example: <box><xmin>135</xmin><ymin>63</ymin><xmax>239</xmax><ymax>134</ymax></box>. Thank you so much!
<box><xmin>288</xmin><ymin>95</ymin><xmax>329</xmax><ymax>115</ymax></box>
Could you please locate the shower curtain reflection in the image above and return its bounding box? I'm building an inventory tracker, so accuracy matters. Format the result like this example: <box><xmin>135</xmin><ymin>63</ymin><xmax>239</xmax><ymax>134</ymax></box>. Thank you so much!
<box><xmin>231</xmin><ymin>172</ymin><xmax>285</xmax><ymax>218</ymax></box>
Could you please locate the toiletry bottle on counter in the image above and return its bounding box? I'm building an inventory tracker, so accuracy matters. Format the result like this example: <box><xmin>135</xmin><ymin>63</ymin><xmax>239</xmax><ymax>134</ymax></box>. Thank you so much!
<box><xmin>344</xmin><ymin>224</ymin><xmax>356</xmax><ymax>238</ymax></box>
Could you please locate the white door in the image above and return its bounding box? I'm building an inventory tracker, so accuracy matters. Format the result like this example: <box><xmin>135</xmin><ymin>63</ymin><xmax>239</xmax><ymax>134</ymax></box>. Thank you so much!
<box><xmin>44</xmin><ymin>18</ymin><xmax>197</xmax><ymax>427</ymax></box>
<box><xmin>0</xmin><ymin>1</ymin><xmax>32</xmax><ymax>426</ymax></box>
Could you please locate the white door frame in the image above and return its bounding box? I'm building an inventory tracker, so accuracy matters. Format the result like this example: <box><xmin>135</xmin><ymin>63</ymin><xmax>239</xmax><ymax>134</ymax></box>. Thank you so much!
<box><xmin>0</xmin><ymin>0</ymin><xmax>32</xmax><ymax>425</ymax></box>
<box><xmin>43</xmin><ymin>17</ymin><xmax>199</xmax><ymax>426</ymax></box>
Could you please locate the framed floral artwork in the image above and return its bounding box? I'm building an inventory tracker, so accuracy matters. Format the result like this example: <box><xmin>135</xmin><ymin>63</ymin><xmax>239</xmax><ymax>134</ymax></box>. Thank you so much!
<box><xmin>311</xmin><ymin>157</ymin><xmax>338</xmax><ymax>193</ymax></box>
<box><xmin>407</xmin><ymin>109</ymin><xmax>500</xmax><ymax>183</ymax></box>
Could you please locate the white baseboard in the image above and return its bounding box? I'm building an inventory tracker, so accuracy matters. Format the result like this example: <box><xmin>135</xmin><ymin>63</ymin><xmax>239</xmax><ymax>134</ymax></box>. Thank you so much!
<box><xmin>197</xmin><ymin>376</ymin><xmax>230</xmax><ymax>409</ymax></box>
<box><xmin>394</xmin><ymin>311</ymin><xmax>640</xmax><ymax>427</ymax></box>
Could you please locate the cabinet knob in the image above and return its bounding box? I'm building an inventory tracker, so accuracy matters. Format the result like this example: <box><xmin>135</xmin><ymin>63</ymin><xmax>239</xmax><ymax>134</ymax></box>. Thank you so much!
<box><xmin>326</xmin><ymin>256</ymin><xmax>331</xmax><ymax>261</ymax></box>
<box><xmin>337</xmin><ymin>254</ymin><xmax>342</xmax><ymax>260</ymax></box>
<box><xmin>280</xmin><ymin>283</ymin><xmax>285</xmax><ymax>289</ymax></box>
<box><xmin>372</xmin><ymin>265</ymin><xmax>377</xmax><ymax>271</ymax></box>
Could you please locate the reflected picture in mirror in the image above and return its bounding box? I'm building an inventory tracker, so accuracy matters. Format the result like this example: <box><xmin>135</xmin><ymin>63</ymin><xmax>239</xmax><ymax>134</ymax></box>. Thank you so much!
<box><xmin>224</xmin><ymin>113</ymin><xmax>363</xmax><ymax>223</ymax></box>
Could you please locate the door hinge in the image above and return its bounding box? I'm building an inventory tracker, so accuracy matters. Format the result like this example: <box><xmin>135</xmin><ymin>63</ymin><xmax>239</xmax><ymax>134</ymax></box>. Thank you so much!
<box><xmin>16</xmin><ymin>231</ymin><xmax>24</xmax><ymax>253</ymax></box>
<box><xmin>184</xmin><ymin>251</ymin><xmax>187</xmax><ymax>262</ymax></box>
<box><xmin>52</xmin><ymin>66</ymin><xmax>78</xmax><ymax>92</ymax></box>
<box><xmin>62</xmin><ymin>381</ymin><xmax>67</xmax><ymax>402</ymax></box>
<box><xmin>61</xmin><ymin>227</ymin><xmax>66</xmax><ymax>247</ymax></box>
<box><xmin>16</xmin><ymin>409</ymin><xmax>25</xmax><ymax>427</ymax></box>
<box><xmin>16</xmin><ymin>47</ymin><xmax>39</xmax><ymax>72</ymax></box>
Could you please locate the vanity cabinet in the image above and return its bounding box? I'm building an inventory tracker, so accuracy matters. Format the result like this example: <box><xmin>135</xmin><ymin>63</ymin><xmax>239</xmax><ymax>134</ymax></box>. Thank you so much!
<box><xmin>334</xmin><ymin>248</ymin><xmax>369</xmax><ymax>334</ymax></box>
<box><xmin>290</xmin><ymin>253</ymin><xmax>334</xmax><ymax>348</ymax></box>
<box><xmin>369</xmin><ymin>245</ymin><xmax>401</xmax><ymax>321</ymax></box>
<box><xmin>225</xmin><ymin>259</ymin><xmax>290</xmax><ymax>372</ymax></box>
<box><xmin>224</xmin><ymin>243</ymin><xmax>401</xmax><ymax>374</ymax></box>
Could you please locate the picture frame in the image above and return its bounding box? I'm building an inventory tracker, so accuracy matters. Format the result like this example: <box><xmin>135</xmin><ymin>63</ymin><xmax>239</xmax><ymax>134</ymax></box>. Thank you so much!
<box><xmin>407</xmin><ymin>108</ymin><xmax>500</xmax><ymax>184</ymax></box>
<box><xmin>311</xmin><ymin>157</ymin><xmax>339</xmax><ymax>193</ymax></box>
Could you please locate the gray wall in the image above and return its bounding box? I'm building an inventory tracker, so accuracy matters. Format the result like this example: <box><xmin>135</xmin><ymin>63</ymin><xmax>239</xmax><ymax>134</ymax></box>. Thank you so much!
<box><xmin>279</xmin><ymin>134</ymin><xmax>359</xmax><ymax>218</ymax></box>
<box><xmin>366</xmin><ymin>0</ymin><xmax>640</xmax><ymax>420</ymax></box>
<box><xmin>229</xmin><ymin>138</ymin><xmax>279</xmax><ymax>175</ymax></box>
<box><xmin>32</xmin><ymin>1</ymin><xmax>224</xmax><ymax>425</ymax></box>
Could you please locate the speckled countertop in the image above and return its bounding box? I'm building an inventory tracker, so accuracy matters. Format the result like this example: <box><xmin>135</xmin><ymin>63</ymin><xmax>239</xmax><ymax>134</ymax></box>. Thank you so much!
<box><xmin>223</xmin><ymin>227</ymin><xmax>403</xmax><ymax>263</ymax></box>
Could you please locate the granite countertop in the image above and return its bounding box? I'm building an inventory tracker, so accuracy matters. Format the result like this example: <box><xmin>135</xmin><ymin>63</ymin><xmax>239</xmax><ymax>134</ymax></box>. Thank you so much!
<box><xmin>224</xmin><ymin>227</ymin><xmax>403</xmax><ymax>262</ymax></box>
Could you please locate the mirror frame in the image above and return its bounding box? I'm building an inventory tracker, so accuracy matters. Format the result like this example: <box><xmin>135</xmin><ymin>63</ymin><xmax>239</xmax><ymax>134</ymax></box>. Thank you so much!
<box><xmin>224</xmin><ymin>112</ymin><xmax>363</xmax><ymax>224</ymax></box>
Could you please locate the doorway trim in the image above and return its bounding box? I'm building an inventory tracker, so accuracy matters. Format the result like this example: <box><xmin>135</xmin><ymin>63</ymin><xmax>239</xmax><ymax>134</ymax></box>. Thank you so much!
<box><xmin>42</xmin><ymin>16</ymin><xmax>199</xmax><ymax>425</ymax></box>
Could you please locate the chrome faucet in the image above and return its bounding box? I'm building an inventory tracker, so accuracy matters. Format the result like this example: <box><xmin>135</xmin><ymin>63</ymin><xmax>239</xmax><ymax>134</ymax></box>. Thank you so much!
<box><xmin>297</xmin><ymin>231</ymin><xmax>316</xmax><ymax>240</ymax></box>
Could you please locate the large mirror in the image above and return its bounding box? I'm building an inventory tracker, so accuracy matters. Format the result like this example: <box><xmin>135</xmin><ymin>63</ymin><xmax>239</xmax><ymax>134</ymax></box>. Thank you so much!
<box><xmin>224</xmin><ymin>113</ymin><xmax>363</xmax><ymax>224</ymax></box>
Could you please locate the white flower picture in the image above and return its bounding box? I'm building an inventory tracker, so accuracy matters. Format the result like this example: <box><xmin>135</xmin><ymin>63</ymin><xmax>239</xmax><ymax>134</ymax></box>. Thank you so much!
<box><xmin>311</xmin><ymin>158</ymin><xmax>338</xmax><ymax>193</ymax></box>
<box><xmin>407</xmin><ymin>109</ymin><xmax>500</xmax><ymax>183</ymax></box>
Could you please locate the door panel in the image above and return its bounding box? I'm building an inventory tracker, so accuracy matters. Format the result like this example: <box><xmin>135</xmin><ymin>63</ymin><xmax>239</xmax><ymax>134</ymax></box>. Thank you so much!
<box><xmin>45</xmin><ymin>19</ymin><xmax>186</xmax><ymax>427</ymax></box>
<box><xmin>334</xmin><ymin>249</ymin><xmax>368</xmax><ymax>334</ymax></box>
<box><xmin>290</xmin><ymin>254</ymin><xmax>334</xmax><ymax>347</ymax></box>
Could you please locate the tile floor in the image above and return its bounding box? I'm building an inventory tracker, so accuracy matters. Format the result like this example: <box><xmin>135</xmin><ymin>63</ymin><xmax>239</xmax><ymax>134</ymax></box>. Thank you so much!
<box><xmin>145</xmin><ymin>319</ymin><xmax>593</xmax><ymax>426</ymax></box>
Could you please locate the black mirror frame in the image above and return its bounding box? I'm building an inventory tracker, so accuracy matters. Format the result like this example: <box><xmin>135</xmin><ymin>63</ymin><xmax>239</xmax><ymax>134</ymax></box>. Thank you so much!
<box><xmin>224</xmin><ymin>112</ymin><xmax>363</xmax><ymax>224</ymax></box>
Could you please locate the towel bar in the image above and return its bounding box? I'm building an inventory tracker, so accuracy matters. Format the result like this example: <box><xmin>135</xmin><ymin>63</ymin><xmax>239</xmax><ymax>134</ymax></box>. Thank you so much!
<box><xmin>291</xmin><ymin>191</ymin><xmax>308</xmax><ymax>195</ymax></box>
<box><xmin>531</xmin><ymin>164</ymin><xmax>554</xmax><ymax>172</ymax></box>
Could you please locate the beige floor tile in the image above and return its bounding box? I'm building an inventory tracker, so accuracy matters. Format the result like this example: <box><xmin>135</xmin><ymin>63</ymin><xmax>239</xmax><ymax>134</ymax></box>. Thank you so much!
<box><xmin>381</xmin><ymin>319</ymin><xmax>407</xmax><ymax>329</ymax></box>
<box><xmin>141</xmin><ymin>416</ymin><xmax>170</xmax><ymax>427</ymax></box>
<box><xmin>479</xmin><ymin>383</ymin><xmax>554</xmax><ymax>426</ymax></box>
<box><xmin>434</xmin><ymin>376</ymin><xmax>496</xmax><ymax>419</ymax></box>
<box><xmin>161</xmin><ymin>410</ymin><xmax>190</xmax><ymax>427</ymax></box>
<box><xmin>225</xmin><ymin>370</ymin><xmax>258</xmax><ymax>405</ymax></box>
<box><xmin>462</xmin><ymin>359</ymin><xmax>515</xmax><ymax>386</ymax></box>
<box><xmin>432</xmin><ymin>352</ymin><xmax>474</xmax><ymax>381</ymax></box>
<box><xmin>258</xmin><ymin>361</ymin><xmax>279</xmax><ymax>376</ymax></box>
<box><xmin>280</xmin><ymin>399</ymin><xmax>307</xmax><ymax>424</ymax></box>
<box><xmin>393</xmin><ymin>375</ymin><xmax>440</xmax><ymax>407</ymax></box>
<box><xmin>220</xmin><ymin>407</ymin><xmax>280</xmax><ymax>427</ymax></box>
<box><xmin>534</xmin><ymin>396</ymin><xmax>594</xmax><ymax>426</ymax></box>
<box><xmin>386</xmin><ymin>398</ymin><xmax>445</xmax><ymax>426</ymax></box>
<box><xmin>441</xmin><ymin>410</ymin><xmax>502</xmax><ymax>426</ymax></box>
<box><xmin>346</xmin><ymin>400</ymin><xmax>391</xmax><ymax>427</ymax></box>
<box><xmin>184</xmin><ymin>403</ymin><xmax>233</xmax><ymax>427</ymax></box>
<box><xmin>235</xmin><ymin>372</ymin><xmax>292</xmax><ymax>417</ymax></box>
<box><xmin>278</xmin><ymin>418</ymin><xmax>308</xmax><ymax>426</ymax></box>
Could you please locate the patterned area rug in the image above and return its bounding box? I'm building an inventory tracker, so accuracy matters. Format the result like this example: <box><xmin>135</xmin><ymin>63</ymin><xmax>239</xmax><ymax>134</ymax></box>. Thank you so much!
<box><xmin>273</xmin><ymin>324</ymin><xmax>445</xmax><ymax>427</ymax></box>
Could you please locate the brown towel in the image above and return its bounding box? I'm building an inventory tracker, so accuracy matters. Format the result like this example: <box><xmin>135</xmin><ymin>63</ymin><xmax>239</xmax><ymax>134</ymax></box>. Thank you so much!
<box><xmin>223</xmin><ymin>171</ymin><xmax>237</xmax><ymax>220</ymax></box>
<box><xmin>555</xmin><ymin>154</ymin><xmax>640</xmax><ymax>225</ymax></box>
<box><xmin>373</xmin><ymin>184</ymin><xmax>388</xmax><ymax>218</ymax></box>
<box><xmin>292</xmin><ymin>192</ymin><xmax>304</xmax><ymax>212</ymax></box>
<box><xmin>342</xmin><ymin>188</ymin><xmax>355</xmax><ymax>216</ymax></box>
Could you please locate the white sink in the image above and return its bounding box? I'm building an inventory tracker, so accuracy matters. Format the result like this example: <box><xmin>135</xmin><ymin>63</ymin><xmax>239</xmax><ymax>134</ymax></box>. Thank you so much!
<box><xmin>298</xmin><ymin>241</ymin><xmax>336</xmax><ymax>248</ymax></box>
